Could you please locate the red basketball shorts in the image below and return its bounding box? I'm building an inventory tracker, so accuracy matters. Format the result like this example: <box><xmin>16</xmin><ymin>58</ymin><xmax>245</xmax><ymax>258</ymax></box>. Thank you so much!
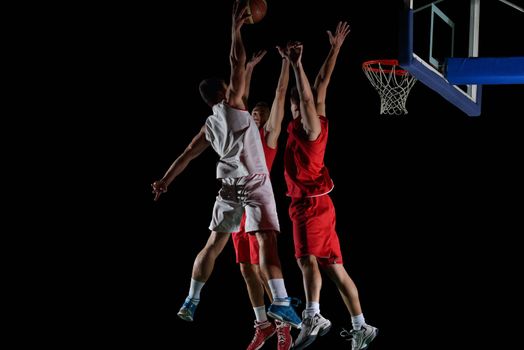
<box><xmin>231</xmin><ymin>214</ymin><xmax>260</xmax><ymax>264</ymax></box>
<box><xmin>289</xmin><ymin>194</ymin><xmax>343</xmax><ymax>266</ymax></box>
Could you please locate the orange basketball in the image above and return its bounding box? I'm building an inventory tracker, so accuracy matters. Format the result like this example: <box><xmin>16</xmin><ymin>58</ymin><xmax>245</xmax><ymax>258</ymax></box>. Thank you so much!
<box><xmin>245</xmin><ymin>0</ymin><xmax>267</xmax><ymax>24</ymax></box>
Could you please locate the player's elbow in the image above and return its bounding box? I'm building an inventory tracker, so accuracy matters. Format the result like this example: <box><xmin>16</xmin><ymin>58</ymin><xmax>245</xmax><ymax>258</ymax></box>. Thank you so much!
<box><xmin>301</xmin><ymin>94</ymin><xmax>314</xmax><ymax>105</ymax></box>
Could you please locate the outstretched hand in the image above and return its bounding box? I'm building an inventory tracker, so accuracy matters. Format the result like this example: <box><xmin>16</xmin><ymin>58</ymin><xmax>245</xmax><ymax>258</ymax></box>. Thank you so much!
<box><xmin>276</xmin><ymin>45</ymin><xmax>287</xmax><ymax>59</ymax></box>
<box><xmin>284</xmin><ymin>41</ymin><xmax>303</xmax><ymax>66</ymax></box>
<box><xmin>327</xmin><ymin>21</ymin><xmax>351</xmax><ymax>49</ymax></box>
<box><xmin>151</xmin><ymin>180</ymin><xmax>168</xmax><ymax>201</ymax></box>
<box><xmin>233</xmin><ymin>0</ymin><xmax>250</xmax><ymax>30</ymax></box>
<box><xmin>247</xmin><ymin>49</ymin><xmax>267</xmax><ymax>68</ymax></box>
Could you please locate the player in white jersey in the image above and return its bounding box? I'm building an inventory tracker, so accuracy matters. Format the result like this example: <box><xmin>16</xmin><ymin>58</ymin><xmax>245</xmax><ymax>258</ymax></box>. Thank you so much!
<box><xmin>151</xmin><ymin>0</ymin><xmax>301</xmax><ymax>329</ymax></box>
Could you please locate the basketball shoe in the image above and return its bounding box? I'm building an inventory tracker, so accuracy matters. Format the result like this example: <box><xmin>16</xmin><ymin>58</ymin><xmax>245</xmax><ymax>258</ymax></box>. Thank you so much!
<box><xmin>340</xmin><ymin>324</ymin><xmax>378</xmax><ymax>350</ymax></box>
<box><xmin>267</xmin><ymin>297</ymin><xmax>302</xmax><ymax>328</ymax></box>
<box><xmin>275</xmin><ymin>320</ymin><xmax>292</xmax><ymax>350</ymax></box>
<box><xmin>291</xmin><ymin>312</ymin><xmax>331</xmax><ymax>350</ymax></box>
<box><xmin>247</xmin><ymin>320</ymin><xmax>276</xmax><ymax>350</ymax></box>
<box><xmin>177</xmin><ymin>297</ymin><xmax>198</xmax><ymax>322</ymax></box>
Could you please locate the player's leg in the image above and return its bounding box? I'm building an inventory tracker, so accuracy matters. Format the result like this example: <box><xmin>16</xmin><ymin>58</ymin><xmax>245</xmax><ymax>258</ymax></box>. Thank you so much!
<box><xmin>290</xmin><ymin>196</ymin><xmax>332</xmax><ymax>350</ymax></box>
<box><xmin>255</xmin><ymin>230</ymin><xmax>283</xmax><ymax>279</ymax></box>
<box><xmin>292</xmin><ymin>256</ymin><xmax>331</xmax><ymax>350</ymax></box>
<box><xmin>243</xmin><ymin>174</ymin><xmax>301</xmax><ymax>328</ymax></box>
<box><xmin>297</xmin><ymin>255</ymin><xmax>321</xmax><ymax>304</ymax></box>
<box><xmin>254</xmin><ymin>230</ymin><xmax>301</xmax><ymax>329</ymax></box>
<box><xmin>232</xmin><ymin>219</ymin><xmax>277</xmax><ymax>349</ymax></box>
<box><xmin>177</xmin><ymin>230</ymin><xmax>230</xmax><ymax>321</ymax></box>
<box><xmin>178</xmin><ymin>180</ymin><xmax>243</xmax><ymax>322</ymax></box>
<box><xmin>240</xmin><ymin>262</ymin><xmax>278</xmax><ymax>350</ymax></box>
<box><xmin>323</xmin><ymin>264</ymin><xmax>378</xmax><ymax>350</ymax></box>
<box><xmin>322</xmin><ymin>264</ymin><xmax>361</xmax><ymax>315</ymax></box>
<box><xmin>192</xmin><ymin>230</ymin><xmax>230</xmax><ymax>281</ymax></box>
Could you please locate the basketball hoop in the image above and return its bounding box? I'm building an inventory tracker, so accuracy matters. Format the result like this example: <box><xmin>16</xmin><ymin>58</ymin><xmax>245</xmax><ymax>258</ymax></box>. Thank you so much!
<box><xmin>362</xmin><ymin>59</ymin><xmax>417</xmax><ymax>115</ymax></box>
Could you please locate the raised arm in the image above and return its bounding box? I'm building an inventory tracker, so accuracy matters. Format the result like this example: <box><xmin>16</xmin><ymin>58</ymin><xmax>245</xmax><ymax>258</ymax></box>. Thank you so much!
<box><xmin>313</xmin><ymin>21</ymin><xmax>351</xmax><ymax>116</ymax></box>
<box><xmin>243</xmin><ymin>49</ymin><xmax>267</xmax><ymax>106</ymax></box>
<box><xmin>264</xmin><ymin>46</ymin><xmax>290</xmax><ymax>148</ymax></box>
<box><xmin>226</xmin><ymin>0</ymin><xmax>250</xmax><ymax>109</ymax></box>
<box><xmin>286</xmin><ymin>42</ymin><xmax>321</xmax><ymax>141</ymax></box>
<box><xmin>151</xmin><ymin>125</ymin><xmax>210</xmax><ymax>201</ymax></box>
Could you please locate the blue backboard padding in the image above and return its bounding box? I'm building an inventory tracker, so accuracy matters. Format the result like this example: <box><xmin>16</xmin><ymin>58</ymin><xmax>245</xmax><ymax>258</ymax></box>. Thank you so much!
<box><xmin>398</xmin><ymin>8</ymin><xmax>413</xmax><ymax>67</ymax></box>
<box><xmin>446</xmin><ymin>57</ymin><xmax>524</xmax><ymax>84</ymax></box>
<box><xmin>405</xmin><ymin>59</ymin><xmax>482</xmax><ymax>116</ymax></box>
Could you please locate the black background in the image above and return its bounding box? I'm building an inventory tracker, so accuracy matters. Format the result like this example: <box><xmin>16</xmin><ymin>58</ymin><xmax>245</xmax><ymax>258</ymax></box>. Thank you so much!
<box><xmin>96</xmin><ymin>1</ymin><xmax>523</xmax><ymax>348</ymax></box>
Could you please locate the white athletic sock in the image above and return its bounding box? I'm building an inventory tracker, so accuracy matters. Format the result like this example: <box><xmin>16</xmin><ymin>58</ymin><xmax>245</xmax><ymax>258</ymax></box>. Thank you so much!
<box><xmin>304</xmin><ymin>301</ymin><xmax>320</xmax><ymax>318</ymax></box>
<box><xmin>253</xmin><ymin>306</ymin><xmax>268</xmax><ymax>323</ymax></box>
<box><xmin>351</xmin><ymin>313</ymin><xmax>366</xmax><ymax>330</ymax></box>
<box><xmin>188</xmin><ymin>278</ymin><xmax>205</xmax><ymax>302</ymax></box>
<box><xmin>268</xmin><ymin>279</ymin><xmax>288</xmax><ymax>303</ymax></box>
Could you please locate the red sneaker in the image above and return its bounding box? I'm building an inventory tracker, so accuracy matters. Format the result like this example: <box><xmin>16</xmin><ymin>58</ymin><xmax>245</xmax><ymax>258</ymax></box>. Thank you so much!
<box><xmin>275</xmin><ymin>320</ymin><xmax>292</xmax><ymax>350</ymax></box>
<box><xmin>247</xmin><ymin>321</ymin><xmax>276</xmax><ymax>350</ymax></box>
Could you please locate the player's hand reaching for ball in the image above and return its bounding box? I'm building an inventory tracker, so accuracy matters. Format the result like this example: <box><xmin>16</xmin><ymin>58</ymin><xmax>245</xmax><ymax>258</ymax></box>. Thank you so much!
<box><xmin>233</xmin><ymin>0</ymin><xmax>250</xmax><ymax>29</ymax></box>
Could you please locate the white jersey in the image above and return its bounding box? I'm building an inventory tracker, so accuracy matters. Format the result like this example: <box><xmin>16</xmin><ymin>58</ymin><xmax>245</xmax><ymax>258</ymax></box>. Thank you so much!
<box><xmin>205</xmin><ymin>102</ymin><xmax>268</xmax><ymax>179</ymax></box>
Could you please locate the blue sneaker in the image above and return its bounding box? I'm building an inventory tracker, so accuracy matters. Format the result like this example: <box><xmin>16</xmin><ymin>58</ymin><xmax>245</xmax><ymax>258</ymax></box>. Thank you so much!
<box><xmin>177</xmin><ymin>297</ymin><xmax>198</xmax><ymax>322</ymax></box>
<box><xmin>267</xmin><ymin>297</ymin><xmax>302</xmax><ymax>329</ymax></box>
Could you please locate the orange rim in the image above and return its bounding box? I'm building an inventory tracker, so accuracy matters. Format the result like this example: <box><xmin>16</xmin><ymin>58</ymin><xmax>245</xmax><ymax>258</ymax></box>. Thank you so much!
<box><xmin>362</xmin><ymin>59</ymin><xmax>410</xmax><ymax>76</ymax></box>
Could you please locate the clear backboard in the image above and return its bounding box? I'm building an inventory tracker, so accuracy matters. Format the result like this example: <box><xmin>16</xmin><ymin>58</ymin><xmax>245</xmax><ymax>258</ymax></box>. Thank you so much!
<box><xmin>399</xmin><ymin>0</ymin><xmax>524</xmax><ymax>117</ymax></box>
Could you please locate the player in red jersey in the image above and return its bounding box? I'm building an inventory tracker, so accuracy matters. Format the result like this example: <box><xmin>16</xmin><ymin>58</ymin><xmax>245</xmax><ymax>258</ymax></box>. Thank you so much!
<box><xmin>232</xmin><ymin>47</ymin><xmax>293</xmax><ymax>350</ymax></box>
<box><xmin>281</xmin><ymin>23</ymin><xmax>378</xmax><ymax>350</ymax></box>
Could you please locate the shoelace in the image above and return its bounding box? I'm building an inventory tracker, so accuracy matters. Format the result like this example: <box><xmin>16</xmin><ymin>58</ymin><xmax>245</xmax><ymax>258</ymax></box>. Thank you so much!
<box><xmin>340</xmin><ymin>328</ymin><xmax>354</xmax><ymax>341</ymax></box>
<box><xmin>277</xmin><ymin>332</ymin><xmax>287</xmax><ymax>343</ymax></box>
<box><xmin>302</xmin><ymin>316</ymin><xmax>314</xmax><ymax>327</ymax></box>
<box><xmin>277</xmin><ymin>324</ymin><xmax>289</xmax><ymax>344</ymax></box>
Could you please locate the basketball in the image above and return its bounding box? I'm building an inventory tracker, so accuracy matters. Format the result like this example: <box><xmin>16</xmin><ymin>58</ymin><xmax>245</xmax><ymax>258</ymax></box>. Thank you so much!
<box><xmin>245</xmin><ymin>0</ymin><xmax>267</xmax><ymax>24</ymax></box>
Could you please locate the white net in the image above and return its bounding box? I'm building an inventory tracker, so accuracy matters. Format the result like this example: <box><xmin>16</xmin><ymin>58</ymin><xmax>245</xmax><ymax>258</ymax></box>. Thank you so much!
<box><xmin>363</xmin><ymin>60</ymin><xmax>417</xmax><ymax>115</ymax></box>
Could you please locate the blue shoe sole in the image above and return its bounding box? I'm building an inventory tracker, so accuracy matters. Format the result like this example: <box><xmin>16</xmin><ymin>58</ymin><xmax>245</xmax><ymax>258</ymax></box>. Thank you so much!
<box><xmin>267</xmin><ymin>311</ymin><xmax>302</xmax><ymax>329</ymax></box>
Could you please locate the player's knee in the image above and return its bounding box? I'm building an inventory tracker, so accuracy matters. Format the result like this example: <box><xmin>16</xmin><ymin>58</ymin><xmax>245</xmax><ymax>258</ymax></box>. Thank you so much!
<box><xmin>297</xmin><ymin>255</ymin><xmax>317</xmax><ymax>269</ymax></box>
<box><xmin>240</xmin><ymin>263</ymin><xmax>258</xmax><ymax>280</ymax></box>
<box><xmin>256</xmin><ymin>230</ymin><xmax>277</xmax><ymax>245</ymax></box>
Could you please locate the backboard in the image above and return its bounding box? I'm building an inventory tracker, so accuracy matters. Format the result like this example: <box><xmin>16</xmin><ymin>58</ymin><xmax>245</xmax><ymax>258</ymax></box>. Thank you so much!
<box><xmin>399</xmin><ymin>0</ymin><xmax>524</xmax><ymax>117</ymax></box>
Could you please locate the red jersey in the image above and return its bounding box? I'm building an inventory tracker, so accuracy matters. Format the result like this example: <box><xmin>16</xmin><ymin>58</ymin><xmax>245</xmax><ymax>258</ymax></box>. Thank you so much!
<box><xmin>260</xmin><ymin>127</ymin><xmax>277</xmax><ymax>171</ymax></box>
<box><xmin>284</xmin><ymin>116</ymin><xmax>334</xmax><ymax>198</ymax></box>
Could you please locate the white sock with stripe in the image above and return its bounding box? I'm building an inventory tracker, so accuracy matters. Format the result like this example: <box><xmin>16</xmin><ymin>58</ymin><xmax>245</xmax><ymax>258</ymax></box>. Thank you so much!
<box><xmin>268</xmin><ymin>279</ymin><xmax>289</xmax><ymax>304</ymax></box>
<box><xmin>253</xmin><ymin>306</ymin><xmax>268</xmax><ymax>323</ymax></box>
<box><xmin>351</xmin><ymin>313</ymin><xmax>366</xmax><ymax>330</ymax></box>
<box><xmin>188</xmin><ymin>278</ymin><xmax>204</xmax><ymax>303</ymax></box>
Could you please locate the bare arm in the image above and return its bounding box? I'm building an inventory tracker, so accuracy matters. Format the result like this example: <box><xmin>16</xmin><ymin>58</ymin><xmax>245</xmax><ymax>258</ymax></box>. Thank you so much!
<box><xmin>226</xmin><ymin>0</ymin><xmax>250</xmax><ymax>109</ymax></box>
<box><xmin>151</xmin><ymin>125</ymin><xmax>210</xmax><ymax>201</ymax></box>
<box><xmin>243</xmin><ymin>50</ymin><xmax>267</xmax><ymax>106</ymax></box>
<box><xmin>313</xmin><ymin>21</ymin><xmax>351</xmax><ymax>116</ymax></box>
<box><xmin>286</xmin><ymin>42</ymin><xmax>321</xmax><ymax>141</ymax></box>
<box><xmin>265</xmin><ymin>47</ymin><xmax>290</xmax><ymax>148</ymax></box>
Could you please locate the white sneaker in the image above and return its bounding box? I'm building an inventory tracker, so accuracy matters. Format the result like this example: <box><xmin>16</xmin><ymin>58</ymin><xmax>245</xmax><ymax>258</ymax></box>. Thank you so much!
<box><xmin>340</xmin><ymin>324</ymin><xmax>378</xmax><ymax>350</ymax></box>
<box><xmin>291</xmin><ymin>312</ymin><xmax>331</xmax><ymax>350</ymax></box>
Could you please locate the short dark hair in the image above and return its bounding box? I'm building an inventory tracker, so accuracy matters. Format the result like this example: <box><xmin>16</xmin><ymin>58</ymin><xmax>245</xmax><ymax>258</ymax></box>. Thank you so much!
<box><xmin>199</xmin><ymin>78</ymin><xmax>226</xmax><ymax>106</ymax></box>
<box><xmin>253</xmin><ymin>101</ymin><xmax>269</xmax><ymax>110</ymax></box>
<box><xmin>290</xmin><ymin>86</ymin><xmax>317</xmax><ymax>104</ymax></box>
